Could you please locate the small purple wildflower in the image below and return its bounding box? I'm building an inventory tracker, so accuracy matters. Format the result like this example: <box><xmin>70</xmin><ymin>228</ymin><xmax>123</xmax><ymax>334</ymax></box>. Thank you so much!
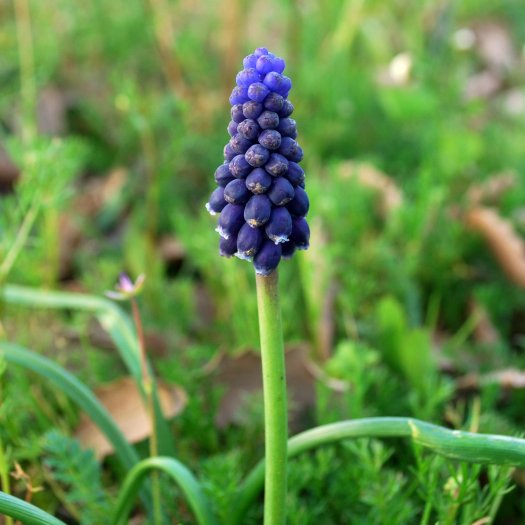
<box><xmin>106</xmin><ymin>273</ymin><xmax>145</xmax><ymax>301</ymax></box>
<box><xmin>207</xmin><ymin>48</ymin><xmax>310</xmax><ymax>275</ymax></box>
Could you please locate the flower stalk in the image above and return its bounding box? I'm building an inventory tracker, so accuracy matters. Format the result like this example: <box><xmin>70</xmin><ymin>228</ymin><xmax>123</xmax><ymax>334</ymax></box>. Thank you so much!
<box><xmin>256</xmin><ymin>271</ymin><xmax>288</xmax><ymax>525</ymax></box>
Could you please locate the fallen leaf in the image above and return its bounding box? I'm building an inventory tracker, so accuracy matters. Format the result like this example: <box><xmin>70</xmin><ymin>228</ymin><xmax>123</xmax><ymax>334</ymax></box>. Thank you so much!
<box><xmin>457</xmin><ymin>368</ymin><xmax>525</xmax><ymax>391</ymax></box>
<box><xmin>75</xmin><ymin>376</ymin><xmax>187</xmax><ymax>458</ymax></box>
<box><xmin>466</xmin><ymin>171</ymin><xmax>516</xmax><ymax>206</ymax></box>
<box><xmin>465</xmin><ymin>207</ymin><xmax>525</xmax><ymax>288</ymax></box>
<box><xmin>468</xmin><ymin>298</ymin><xmax>500</xmax><ymax>344</ymax></box>
<box><xmin>338</xmin><ymin>161</ymin><xmax>403</xmax><ymax>216</ymax></box>
<box><xmin>212</xmin><ymin>346</ymin><xmax>315</xmax><ymax>431</ymax></box>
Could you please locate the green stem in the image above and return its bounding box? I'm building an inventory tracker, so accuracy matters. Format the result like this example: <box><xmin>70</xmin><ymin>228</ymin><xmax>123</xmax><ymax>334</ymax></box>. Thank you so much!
<box><xmin>231</xmin><ymin>417</ymin><xmax>525</xmax><ymax>525</ymax></box>
<box><xmin>255</xmin><ymin>271</ymin><xmax>288</xmax><ymax>525</ymax></box>
<box><xmin>0</xmin><ymin>437</ymin><xmax>14</xmax><ymax>525</ymax></box>
<box><xmin>111</xmin><ymin>457</ymin><xmax>218</xmax><ymax>525</ymax></box>
<box><xmin>0</xmin><ymin>491</ymin><xmax>66</xmax><ymax>525</ymax></box>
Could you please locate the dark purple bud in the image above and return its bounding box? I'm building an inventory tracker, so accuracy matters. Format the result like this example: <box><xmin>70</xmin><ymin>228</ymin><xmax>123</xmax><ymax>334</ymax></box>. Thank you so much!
<box><xmin>244</xmin><ymin>194</ymin><xmax>272</xmax><ymax>227</ymax></box>
<box><xmin>278</xmin><ymin>100</ymin><xmax>294</xmax><ymax>118</ymax></box>
<box><xmin>228</xmin><ymin>120</ymin><xmax>238</xmax><ymax>137</ymax></box>
<box><xmin>243</xmin><ymin>54</ymin><xmax>258</xmax><ymax>69</ymax></box>
<box><xmin>281</xmin><ymin>240</ymin><xmax>295</xmax><ymax>259</ymax></box>
<box><xmin>236</xmin><ymin>68</ymin><xmax>262</xmax><ymax>87</ymax></box>
<box><xmin>264</xmin><ymin>92</ymin><xmax>285</xmax><ymax>112</ymax></box>
<box><xmin>276</xmin><ymin>118</ymin><xmax>297</xmax><ymax>138</ymax></box>
<box><xmin>230</xmin><ymin>135</ymin><xmax>252</xmax><ymax>154</ymax></box>
<box><xmin>219</xmin><ymin>234</ymin><xmax>238</xmax><ymax>257</ymax></box>
<box><xmin>224</xmin><ymin>178</ymin><xmax>251</xmax><ymax>204</ymax></box>
<box><xmin>215</xmin><ymin>163</ymin><xmax>235</xmax><ymax>186</ymax></box>
<box><xmin>231</xmin><ymin>104</ymin><xmax>245</xmax><ymax>123</ymax></box>
<box><xmin>230</xmin><ymin>85</ymin><xmax>249</xmax><ymax>105</ymax></box>
<box><xmin>256</xmin><ymin>55</ymin><xmax>279</xmax><ymax>75</ymax></box>
<box><xmin>206</xmin><ymin>186</ymin><xmax>227</xmax><ymax>215</ymax></box>
<box><xmin>266</xmin><ymin>207</ymin><xmax>292</xmax><ymax>244</ymax></box>
<box><xmin>257</xmin><ymin>110</ymin><xmax>279</xmax><ymax>130</ymax></box>
<box><xmin>246</xmin><ymin>168</ymin><xmax>272</xmax><ymax>194</ymax></box>
<box><xmin>254</xmin><ymin>47</ymin><xmax>269</xmax><ymax>57</ymax></box>
<box><xmin>265</xmin><ymin>153</ymin><xmax>289</xmax><ymax>177</ymax></box>
<box><xmin>224</xmin><ymin>143</ymin><xmax>236</xmax><ymax>161</ymax></box>
<box><xmin>286</xmin><ymin>186</ymin><xmax>309</xmax><ymax>216</ymax></box>
<box><xmin>290</xmin><ymin>216</ymin><xmax>310</xmax><ymax>250</ymax></box>
<box><xmin>245</xmin><ymin>144</ymin><xmax>270</xmax><ymax>167</ymax></box>
<box><xmin>217</xmin><ymin>204</ymin><xmax>245</xmax><ymax>239</ymax></box>
<box><xmin>285</xmin><ymin>162</ymin><xmax>305</xmax><ymax>186</ymax></box>
<box><xmin>278</xmin><ymin>137</ymin><xmax>303</xmax><ymax>162</ymax></box>
<box><xmin>254</xmin><ymin>240</ymin><xmax>282</xmax><ymax>276</ymax></box>
<box><xmin>237</xmin><ymin>119</ymin><xmax>260</xmax><ymax>141</ymax></box>
<box><xmin>243</xmin><ymin>101</ymin><xmax>263</xmax><ymax>119</ymax></box>
<box><xmin>248</xmin><ymin>82</ymin><xmax>270</xmax><ymax>103</ymax></box>
<box><xmin>258</xmin><ymin>129</ymin><xmax>281</xmax><ymax>150</ymax></box>
<box><xmin>236</xmin><ymin>222</ymin><xmax>263</xmax><ymax>260</ymax></box>
<box><xmin>229</xmin><ymin>154</ymin><xmax>252</xmax><ymax>178</ymax></box>
<box><xmin>267</xmin><ymin>177</ymin><xmax>295</xmax><ymax>206</ymax></box>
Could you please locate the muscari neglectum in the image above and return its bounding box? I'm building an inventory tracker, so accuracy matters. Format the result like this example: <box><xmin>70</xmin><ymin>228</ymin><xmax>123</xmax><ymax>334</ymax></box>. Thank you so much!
<box><xmin>206</xmin><ymin>47</ymin><xmax>310</xmax><ymax>275</ymax></box>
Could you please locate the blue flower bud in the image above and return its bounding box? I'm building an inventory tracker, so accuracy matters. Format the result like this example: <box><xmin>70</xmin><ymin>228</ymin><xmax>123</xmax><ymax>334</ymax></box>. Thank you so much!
<box><xmin>228</xmin><ymin>120</ymin><xmax>239</xmax><ymax>137</ymax></box>
<box><xmin>285</xmin><ymin>162</ymin><xmax>305</xmax><ymax>186</ymax></box>
<box><xmin>243</xmin><ymin>101</ymin><xmax>263</xmax><ymax>119</ymax></box>
<box><xmin>254</xmin><ymin>240</ymin><xmax>282</xmax><ymax>276</ymax></box>
<box><xmin>217</xmin><ymin>203</ymin><xmax>245</xmax><ymax>239</ymax></box>
<box><xmin>236</xmin><ymin>222</ymin><xmax>263</xmax><ymax>260</ymax></box>
<box><xmin>245</xmin><ymin>144</ymin><xmax>270</xmax><ymax>167</ymax></box>
<box><xmin>209</xmin><ymin>47</ymin><xmax>309</xmax><ymax>272</ymax></box>
<box><xmin>237</xmin><ymin>119</ymin><xmax>260</xmax><ymax>141</ymax></box>
<box><xmin>206</xmin><ymin>186</ymin><xmax>227</xmax><ymax>215</ymax></box>
<box><xmin>246</xmin><ymin>168</ymin><xmax>272</xmax><ymax>194</ymax></box>
<box><xmin>215</xmin><ymin>163</ymin><xmax>235</xmax><ymax>187</ymax></box>
<box><xmin>258</xmin><ymin>129</ymin><xmax>282</xmax><ymax>150</ymax></box>
<box><xmin>231</xmin><ymin>104</ymin><xmax>245</xmax><ymax>123</ymax></box>
<box><xmin>257</xmin><ymin>110</ymin><xmax>279</xmax><ymax>130</ymax></box>
<box><xmin>229</xmin><ymin>154</ymin><xmax>252</xmax><ymax>178</ymax></box>
<box><xmin>220</xmin><ymin>234</ymin><xmax>238</xmax><ymax>257</ymax></box>
<box><xmin>248</xmin><ymin>82</ymin><xmax>270</xmax><ymax>103</ymax></box>
<box><xmin>236</xmin><ymin>68</ymin><xmax>262</xmax><ymax>87</ymax></box>
<box><xmin>286</xmin><ymin>186</ymin><xmax>309</xmax><ymax>216</ymax></box>
<box><xmin>267</xmin><ymin>177</ymin><xmax>295</xmax><ymax>206</ymax></box>
<box><xmin>265</xmin><ymin>153</ymin><xmax>289</xmax><ymax>177</ymax></box>
<box><xmin>244</xmin><ymin>194</ymin><xmax>272</xmax><ymax>227</ymax></box>
<box><xmin>265</xmin><ymin>207</ymin><xmax>292</xmax><ymax>244</ymax></box>
<box><xmin>276</xmin><ymin>118</ymin><xmax>297</xmax><ymax>138</ymax></box>
<box><xmin>264</xmin><ymin>92</ymin><xmax>285</xmax><ymax>112</ymax></box>
<box><xmin>230</xmin><ymin>135</ymin><xmax>252</xmax><ymax>154</ymax></box>
<box><xmin>224</xmin><ymin>178</ymin><xmax>251</xmax><ymax>204</ymax></box>
<box><xmin>290</xmin><ymin>216</ymin><xmax>310</xmax><ymax>249</ymax></box>
<box><xmin>278</xmin><ymin>137</ymin><xmax>303</xmax><ymax>162</ymax></box>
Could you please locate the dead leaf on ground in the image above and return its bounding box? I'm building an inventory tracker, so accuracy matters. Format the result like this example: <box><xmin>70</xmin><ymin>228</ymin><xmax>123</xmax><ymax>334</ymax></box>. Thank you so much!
<box><xmin>37</xmin><ymin>87</ymin><xmax>69</xmax><ymax>136</ymax></box>
<box><xmin>472</xmin><ymin>21</ymin><xmax>517</xmax><ymax>72</ymax></box>
<box><xmin>338</xmin><ymin>161</ymin><xmax>403</xmax><ymax>216</ymax></box>
<box><xmin>457</xmin><ymin>368</ymin><xmax>525</xmax><ymax>391</ymax></box>
<box><xmin>466</xmin><ymin>171</ymin><xmax>516</xmax><ymax>206</ymax></box>
<box><xmin>464</xmin><ymin>70</ymin><xmax>502</xmax><ymax>100</ymax></box>
<box><xmin>212</xmin><ymin>346</ymin><xmax>315</xmax><ymax>431</ymax></box>
<box><xmin>75</xmin><ymin>376</ymin><xmax>187</xmax><ymax>458</ymax></box>
<box><xmin>468</xmin><ymin>298</ymin><xmax>500</xmax><ymax>345</ymax></box>
<box><xmin>465</xmin><ymin>207</ymin><xmax>525</xmax><ymax>288</ymax></box>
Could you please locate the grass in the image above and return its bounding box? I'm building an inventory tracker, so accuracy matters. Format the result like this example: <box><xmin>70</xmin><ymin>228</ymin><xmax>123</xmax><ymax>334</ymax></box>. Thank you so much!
<box><xmin>1</xmin><ymin>0</ymin><xmax>525</xmax><ymax>523</ymax></box>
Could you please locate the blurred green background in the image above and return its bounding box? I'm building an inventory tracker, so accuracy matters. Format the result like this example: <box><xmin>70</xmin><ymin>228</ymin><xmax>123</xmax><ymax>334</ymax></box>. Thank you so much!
<box><xmin>2</xmin><ymin>0</ymin><xmax>525</xmax><ymax>523</ymax></box>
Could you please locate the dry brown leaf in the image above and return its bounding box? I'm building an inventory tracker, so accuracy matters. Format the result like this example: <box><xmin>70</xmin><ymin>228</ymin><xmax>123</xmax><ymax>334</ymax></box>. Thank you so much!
<box><xmin>457</xmin><ymin>368</ymin><xmax>525</xmax><ymax>391</ymax></box>
<box><xmin>75</xmin><ymin>377</ymin><xmax>187</xmax><ymax>458</ymax></box>
<box><xmin>466</xmin><ymin>171</ymin><xmax>516</xmax><ymax>206</ymax></box>
<box><xmin>212</xmin><ymin>346</ymin><xmax>315</xmax><ymax>431</ymax></box>
<box><xmin>464</xmin><ymin>70</ymin><xmax>502</xmax><ymax>100</ymax></box>
<box><xmin>338</xmin><ymin>161</ymin><xmax>403</xmax><ymax>216</ymax></box>
<box><xmin>473</xmin><ymin>21</ymin><xmax>517</xmax><ymax>72</ymax></box>
<box><xmin>468</xmin><ymin>298</ymin><xmax>500</xmax><ymax>344</ymax></box>
<box><xmin>465</xmin><ymin>207</ymin><xmax>525</xmax><ymax>288</ymax></box>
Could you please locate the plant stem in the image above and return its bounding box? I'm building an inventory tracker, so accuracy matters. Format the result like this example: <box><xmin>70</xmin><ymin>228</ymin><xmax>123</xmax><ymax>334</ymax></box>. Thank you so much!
<box><xmin>131</xmin><ymin>298</ymin><xmax>162</xmax><ymax>525</ymax></box>
<box><xmin>0</xmin><ymin>437</ymin><xmax>14</xmax><ymax>525</ymax></box>
<box><xmin>255</xmin><ymin>271</ymin><xmax>288</xmax><ymax>525</ymax></box>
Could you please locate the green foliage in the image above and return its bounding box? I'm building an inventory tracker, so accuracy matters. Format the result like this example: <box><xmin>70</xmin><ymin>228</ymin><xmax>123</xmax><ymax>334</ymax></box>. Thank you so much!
<box><xmin>43</xmin><ymin>431</ymin><xmax>111</xmax><ymax>525</ymax></box>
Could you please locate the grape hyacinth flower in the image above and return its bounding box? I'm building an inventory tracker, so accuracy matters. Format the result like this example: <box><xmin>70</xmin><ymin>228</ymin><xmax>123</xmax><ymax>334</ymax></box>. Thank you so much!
<box><xmin>206</xmin><ymin>47</ymin><xmax>309</xmax><ymax>276</ymax></box>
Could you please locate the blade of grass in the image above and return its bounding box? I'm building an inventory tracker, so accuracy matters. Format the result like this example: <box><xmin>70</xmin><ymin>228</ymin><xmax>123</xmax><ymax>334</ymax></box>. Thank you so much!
<box><xmin>2</xmin><ymin>284</ymin><xmax>175</xmax><ymax>457</ymax></box>
<box><xmin>232</xmin><ymin>417</ymin><xmax>525</xmax><ymax>525</ymax></box>
<box><xmin>0</xmin><ymin>491</ymin><xmax>67</xmax><ymax>525</ymax></box>
<box><xmin>112</xmin><ymin>457</ymin><xmax>218</xmax><ymax>525</ymax></box>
